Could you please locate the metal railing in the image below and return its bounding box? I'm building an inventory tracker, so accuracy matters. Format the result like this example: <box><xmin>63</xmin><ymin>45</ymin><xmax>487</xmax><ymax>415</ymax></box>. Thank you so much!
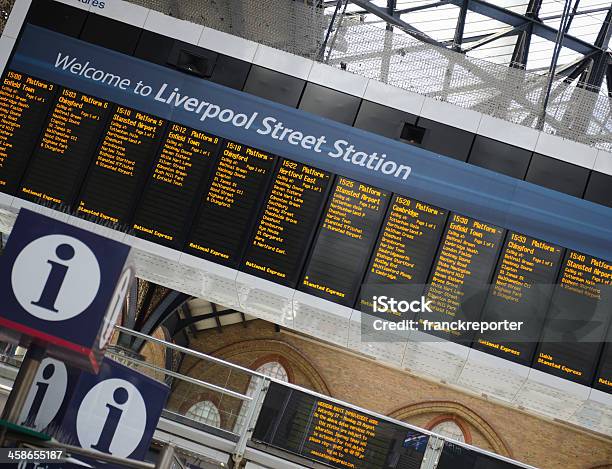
<box><xmin>111</xmin><ymin>326</ymin><xmax>266</xmax><ymax>438</ymax></box>
<box><xmin>0</xmin><ymin>326</ymin><xmax>538</xmax><ymax>468</ymax></box>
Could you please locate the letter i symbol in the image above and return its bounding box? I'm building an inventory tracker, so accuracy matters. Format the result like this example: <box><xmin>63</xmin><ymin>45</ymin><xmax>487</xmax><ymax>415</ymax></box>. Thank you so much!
<box><xmin>31</xmin><ymin>243</ymin><xmax>75</xmax><ymax>312</ymax></box>
<box><xmin>91</xmin><ymin>387</ymin><xmax>129</xmax><ymax>454</ymax></box>
<box><xmin>25</xmin><ymin>363</ymin><xmax>54</xmax><ymax>425</ymax></box>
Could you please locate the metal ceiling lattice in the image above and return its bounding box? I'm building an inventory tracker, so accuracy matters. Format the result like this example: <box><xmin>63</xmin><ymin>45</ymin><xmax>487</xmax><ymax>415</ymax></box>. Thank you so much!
<box><xmin>326</xmin><ymin>0</ymin><xmax>612</xmax><ymax>95</ymax></box>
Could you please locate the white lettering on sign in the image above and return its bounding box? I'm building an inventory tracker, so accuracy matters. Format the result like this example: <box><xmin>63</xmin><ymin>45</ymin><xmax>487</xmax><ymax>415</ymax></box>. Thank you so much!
<box><xmin>52</xmin><ymin>55</ymin><xmax>412</xmax><ymax>181</ymax></box>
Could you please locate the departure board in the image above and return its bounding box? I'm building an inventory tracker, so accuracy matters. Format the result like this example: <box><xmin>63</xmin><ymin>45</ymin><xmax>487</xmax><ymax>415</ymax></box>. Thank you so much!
<box><xmin>474</xmin><ymin>233</ymin><xmax>563</xmax><ymax>365</ymax></box>
<box><xmin>0</xmin><ymin>71</ymin><xmax>56</xmax><ymax>194</ymax></box>
<box><xmin>241</xmin><ymin>159</ymin><xmax>332</xmax><ymax>287</ymax></box>
<box><xmin>299</xmin><ymin>177</ymin><xmax>391</xmax><ymax>307</ymax></box>
<box><xmin>18</xmin><ymin>88</ymin><xmax>111</xmax><ymax>207</ymax></box>
<box><xmin>185</xmin><ymin>140</ymin><xmax>277</xmax><ymax>267</ymax></box>
<box><xmin>533</xmin><ymin>251</ymin><xmax>612</xmax><ymax>385</ymax></box>
<box><xmin>253</xmin><ymin>382</ymin><xmax>428</xmax><ymax>469</ymax></box>
<box><xmin>76</xmin><ymin>106</ymin><xmax>165</xmax><ymax>225</ymax></box>
<box><xmin>594</xmin><ymin>325</ymin><xmax>612</xmax><ymax>394</ymax></box>
<box><xmin>419</xmin><ymin>214</ymin><xmax>505</xmax><ymax>343</ymax></box>
<box><xmin>359</xmin><ymin>195</ymin><xmax>448</xmax><ymax>318</ymax></box>
<box><xmin>132</xmin><ymin>124</ymin><xmax>223</xmax><ymax>249</ymax></box>
<box><xmin>437</xmin><ymin>442</ymin><xmax>523</xmax><ymax>469</ymax></box>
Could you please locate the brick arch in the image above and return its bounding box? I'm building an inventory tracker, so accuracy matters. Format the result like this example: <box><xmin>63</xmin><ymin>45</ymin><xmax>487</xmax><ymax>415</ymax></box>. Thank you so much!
<box><xmin>183</xmin><ymin>339</ymin><xmax>331</xmax><ymax>396</ymax></box>
<box><xmin>388</xmin><ymin>401</ymin><xmax>511</xmax><ymax>457</ymax></box>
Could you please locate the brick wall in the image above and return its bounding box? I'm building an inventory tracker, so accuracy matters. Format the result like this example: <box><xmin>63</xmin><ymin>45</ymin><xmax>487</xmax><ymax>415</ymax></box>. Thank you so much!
<box><xmin>180</xmin><ymin>319</ymin><xmax>612</xmax><ymax>469</ymax></box>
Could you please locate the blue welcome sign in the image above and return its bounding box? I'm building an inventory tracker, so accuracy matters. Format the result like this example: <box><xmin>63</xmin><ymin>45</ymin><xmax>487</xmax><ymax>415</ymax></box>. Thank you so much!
<box><xmin>0</xmin><ymin>209</ymin><xmax>132</xmax><ymax>371</ymax></box>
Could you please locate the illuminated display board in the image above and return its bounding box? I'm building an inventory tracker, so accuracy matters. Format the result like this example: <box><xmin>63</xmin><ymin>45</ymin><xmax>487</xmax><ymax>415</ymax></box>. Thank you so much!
<box><xmin>299</xmin><ymin>177</ymin><xmax>391</xmax><ymax>307</ymax></box>
<box><xmin>594</xmin><ymin>325</ymin><xmax>612</xmax><ymax>393</ymax></box>
<box><xmin>252</xmin><ymin>382</ymin><xmax>428</xmax><ymax>469</ymax></box>
<box><xmin>76</xmin><ymin>105</ymin><xmax>165</xmax><ymax>225</ymax></box>
<box><xmin>18</xmin><ymin>88</ymin><xmax>110</xmax><ymax>207</ymax></box>
<box><xmin>419</xmin><ymin>214</ymin><xmax>505</xmax><ymax>343</ymax></box>
<box><xmin>132</xmin><ymin>124</ymin><xmax>223</xmax><ymax>249</ymax></box>
<box><xmin>533</xmin><ymin>251</ymin><xmax>612</xmax><ymax>385</ymax></box>
<box><xmin>437</xmin><ymin>442</ymin><xmax>524</xmax><ymax>469</ymax></box>
<box><xmin>241</xmin><ymin>159</ymin><xmax>332</xmax><ymax>287</ymax></box>
<box><xmin>474</xmin><ymin>233</ymin><xmax>563</xmax><ymax>365</ymax></box>
<box><xmin>2</xmin><ymin>18</ymin><xmax>612</xmax><ymax>391</ymax></box>
<box><xmin>185</xmin><ymin>140</ymin><xmax>277</xmax><ymax>267</ymax></box>
<box><xmin>0</xmin><ymin>71</ymin><xmax>55</xmax><ymax>194</ymax></box>
<box><xmin>359</xmin><ymin>195</ymin><xmax>448</xmax><ymax>317</ymax></box>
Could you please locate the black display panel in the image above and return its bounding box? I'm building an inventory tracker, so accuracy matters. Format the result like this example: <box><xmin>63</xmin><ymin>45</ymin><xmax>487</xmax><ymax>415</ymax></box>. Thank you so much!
<box><xmin>437</xmin><ymin>442</ymin><xmax>524</xmax><ymax>469</ymax></box>
<box><xmin>131</xmin><ymin>124</ymin><xmax>223</xmax><ymax>249</ymax></box>
<box><xmin>299</xmin><ymin>177</ymin><xmax>391</xmax><ymax>307</ymax></box>
<box><xmin>359</xmin><ymin>195</ymin><xmax>448</xmax><ymax>317</ymax></box>
<box><xmin>594</xmin><ymin>323</ymin><xmax>612</xmax><ymax>393</ymax></box>
<box><xmin>241</xmin><ymin>159</ymin><xmax>332</xmax><ymax>287</ymax></box>
<box><xmin>533</xmin><ymin>251</ymin><xmax>612</xmax><ymax>385</ymax></box>
<box><xmin>418</xmin><ymin>214</ymin><xmax>505</xmax><ymax>343</ymax></box>
<box><xmin>18</xmin><ymin>88</ymin><xmax>111</xmax><ymax>207</ymax></box>
<box><xmin>0</xmin><ymin>71</ymin><xmax>56</xmax><ymax>194</ymax></box>
<box><xmin>185</xmin><ymin>140</ymin><xmax>277</xmax><ymax>267</ymax></box>
<box><xmin>474</xmin><ymin>233</ymin><xmax>563</xmax><ymax>365</ymax></box>
<box><xmin>252</xmin><ymin>382</ymin><xmax>428</xmax><ymax>469</ymax></box>
<box><xmin>76</xmin><ymin>105</ymin><xmax>166</xmax><ymax>225</ymax></box>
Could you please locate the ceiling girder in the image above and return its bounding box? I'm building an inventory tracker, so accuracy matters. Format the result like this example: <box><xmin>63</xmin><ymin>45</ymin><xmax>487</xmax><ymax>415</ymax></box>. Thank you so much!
<box><xmin>510</xmin><ymin>0</ymin><xmax>543</xmax><ymax>68</ymax></box>
<box><xmin>452</xmin><ymin>0</ymin><xmax>469</xmax><ymax>51</ymax></box>
<box><xmin>445</xmin><ymin>0</ymin><xmax>603</xmax><ymax>55</ymax></box>
<box><xmin>349</xmin><ymin>0</ymin><xmax>444</xmax><ymax>46</ymax></box>
<box><xmin>579</xmin><ymin>7</ymin><xmax>612</xmax><ymax>90</ymax></box>
<box><xmin>462</xmin><ymin>25</ymin><xmax>520</xmax><ymax>52</ymax></box>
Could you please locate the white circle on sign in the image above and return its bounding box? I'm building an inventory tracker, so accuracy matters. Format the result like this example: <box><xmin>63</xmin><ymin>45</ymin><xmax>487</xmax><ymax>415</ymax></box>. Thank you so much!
<box><xmin>19</xmin><ymin>358</ymin><xmax>68</xmax><ymax>431</ymax></box>
<box><xmin>11</xmin><ymin>234</ymin><xmax>101</xmax><ymax>321</ymax></box>
<box><xmin>99</xmin><ymin>267</ymin><xmax>133</xmax><ymax>348</ymax></box>
<box><xmin>76</xmin><ymin>378</ymin><xmax>147</xmax><ymax>457</ymax></box>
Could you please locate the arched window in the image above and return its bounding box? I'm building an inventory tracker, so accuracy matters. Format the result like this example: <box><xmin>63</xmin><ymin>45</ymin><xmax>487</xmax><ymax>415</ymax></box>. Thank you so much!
<box><xmin>235</xmin><ymin>361</ymin><xmax>290</xmax><ymax>432</ymax></box>
<box><xmin>185</xmin><ymin>400</ymin><xmax>221</xmax><ymax>428</ymax></box>
<box><xmin>430</xmin><ymin>419</ymin><xmax>466</xmax><ymax>443</ymax></box>
<box><xmin>255</xmin><ymin>361</ymin><xmax>289</xmax><ymax>382</ymax></box>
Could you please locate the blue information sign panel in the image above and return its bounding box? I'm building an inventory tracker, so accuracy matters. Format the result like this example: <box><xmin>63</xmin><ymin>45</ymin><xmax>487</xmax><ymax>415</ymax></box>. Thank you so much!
<box><xmin>0</xmin><ymin>209</ymin><xmax>132</xmax><ymax>371</ymax></box>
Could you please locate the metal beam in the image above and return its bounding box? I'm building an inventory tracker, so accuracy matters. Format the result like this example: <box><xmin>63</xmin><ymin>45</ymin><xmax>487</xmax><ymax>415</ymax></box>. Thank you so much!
<box><xmin>212</xmin><ymin>303</ymin><xmax>223</xmax><ymax>333</ymax></box>
<box><xmin>542</xmin><ymin>5</ymin><xmax>612</xmax><ymax>21</ymax></box>
<box><xmin>171</xmin><ymin>309</ymin><xmax>242</xmax><ymax>337</ymax></box>
<box><xmin>452</xmin><ymin>0</ymin><xmax>469</xmax><ymax>51</ymax></box>
<box><xmin>180</xmin><ymin>303</ymin><xmax>199</xmax><ymax>336</ymax></box>
<box><xmin>580</xmin><ymin>7</ymin><xmax>612</xmax><ymax>90</ymax></box>
<box><xmin>606</xmin><ymin>62</ymin><xmax>612</xmax><ymax>98</ymax></box>
<box><xmin>510</xmin><ymin>0</ymin><xmax>543</xmax><ymax>68</ymax></box>
<box><xmin>462</xmin><ymin>25</ymin><xmax>520</xmax><ymax>52</ymax></box>
<box><xmin>131</xmin><ymin>290</ymin><xmax>191</xmax><ymax>351</ymax></box>
<box><xmin>563</xmin><ymin>0</ymin><xmax>580</xmax><ymax>34</ymax></box>
<box><xmin>540</xmin><ymin>0</ymin><xmax>575</xmax><ymax>128</ymax></box>
<box><xmin>447</xmin><ymin>0</ymin><xmax>604</xmax><ymax>55</ymax></box>
<box><xmin>350</xmin><ymin>0</ymin><xmax>444</xmax><ymax>47</ymax></box>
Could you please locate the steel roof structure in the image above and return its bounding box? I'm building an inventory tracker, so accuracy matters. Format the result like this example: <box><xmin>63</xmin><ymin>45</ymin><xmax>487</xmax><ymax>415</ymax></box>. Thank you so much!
<box><xmin>324</xmin><ymin>0</ymin><xmax>612</xmax><ymax>96</ymax></box>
